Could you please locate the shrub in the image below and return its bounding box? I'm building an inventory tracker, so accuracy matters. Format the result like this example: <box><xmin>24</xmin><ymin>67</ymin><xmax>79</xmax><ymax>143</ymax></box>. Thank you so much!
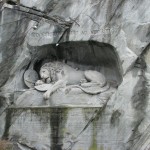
<box><xmin>0</xmin><ymin>140</ymin><xmax>13</xmax><ymax>150</ymax></box>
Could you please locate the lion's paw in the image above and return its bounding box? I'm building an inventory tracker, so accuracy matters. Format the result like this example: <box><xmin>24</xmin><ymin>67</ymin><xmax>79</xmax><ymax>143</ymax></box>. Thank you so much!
<box><xmin>43</xmin><ymin>90</ymin><xmax>51</xmax><ymax>100</ymax></box>
<box><xmin>35</xmin><ymin>80</ymin><xmax>44</xmax><ymax>86</ymax></box>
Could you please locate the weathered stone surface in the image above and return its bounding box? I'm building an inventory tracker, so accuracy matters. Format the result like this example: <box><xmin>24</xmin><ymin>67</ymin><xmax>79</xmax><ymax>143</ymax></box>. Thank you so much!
<box><xmin>25</xmin><ymin>0</ymin><xmax>150</xmax><ymax>74</ymax></box>
<box><xmin>6</xmin><ymin>107</ymin><xmax>108</xmax><ymax>150</ymax></box>
<box><xmin>15</xmin><ymin>90</ymin><xmax>45</xmax><ymax>107</ymax></box>
<box><xmin>0</xmin><ymin>0</ymin><xmax>150</xmax><ymax>150</ymax></box>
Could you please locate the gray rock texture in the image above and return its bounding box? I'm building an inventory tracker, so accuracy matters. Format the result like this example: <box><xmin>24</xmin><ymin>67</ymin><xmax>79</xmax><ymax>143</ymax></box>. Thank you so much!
<box><xmin>0</xmin><ymin>0</ymin><xmax>150</xmax><ymax>150</ymax></box>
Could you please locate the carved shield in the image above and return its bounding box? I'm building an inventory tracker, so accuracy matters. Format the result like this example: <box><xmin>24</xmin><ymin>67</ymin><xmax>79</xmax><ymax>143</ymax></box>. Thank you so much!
<box><xmin>24</xmin><ymin>69</ymin><xmax>39</xmax><ymax>88</ymax></box>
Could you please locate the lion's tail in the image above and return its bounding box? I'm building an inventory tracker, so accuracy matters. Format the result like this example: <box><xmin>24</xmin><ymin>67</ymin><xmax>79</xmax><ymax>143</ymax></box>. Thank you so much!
<box><xmin>69</xmin><ymin>83</ymin><xmax>110</xmax><ymax>95</ymax></box>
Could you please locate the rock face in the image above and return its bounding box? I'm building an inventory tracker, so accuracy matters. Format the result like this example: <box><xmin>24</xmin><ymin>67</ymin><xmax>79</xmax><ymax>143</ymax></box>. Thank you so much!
<box><xmin>0</xmin><ymin>0</ymin><xmax>150</xmax><ymax>150</ymax></box>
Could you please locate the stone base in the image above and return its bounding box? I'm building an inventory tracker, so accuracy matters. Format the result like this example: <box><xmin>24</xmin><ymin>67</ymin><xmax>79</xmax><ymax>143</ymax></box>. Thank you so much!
<box><xmin>15</xmin><ymin>86</ymin><xmax>116</xmax><ymax>107</ymax></box>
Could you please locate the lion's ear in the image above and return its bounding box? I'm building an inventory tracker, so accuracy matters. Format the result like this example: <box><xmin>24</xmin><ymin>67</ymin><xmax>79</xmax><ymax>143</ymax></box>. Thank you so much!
<box><xmin>45</xmin><ymin>63</ymin><xmax>49</xmax><ymax>67</ymax></box>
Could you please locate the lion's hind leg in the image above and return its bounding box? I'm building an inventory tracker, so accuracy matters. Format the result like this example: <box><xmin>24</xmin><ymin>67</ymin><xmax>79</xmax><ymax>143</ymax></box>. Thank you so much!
<box><xmin>84</xmin><ymin>70</ymin><xmax>106</xmax><ymax>87</ymax></box>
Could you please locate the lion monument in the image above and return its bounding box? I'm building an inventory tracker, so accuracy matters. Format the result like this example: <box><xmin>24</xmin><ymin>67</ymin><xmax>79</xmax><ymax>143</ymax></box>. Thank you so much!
<box><xmin>35</xmin><ymin>61</ymin><xmax>110</xmax><ymax>99</ymax></box>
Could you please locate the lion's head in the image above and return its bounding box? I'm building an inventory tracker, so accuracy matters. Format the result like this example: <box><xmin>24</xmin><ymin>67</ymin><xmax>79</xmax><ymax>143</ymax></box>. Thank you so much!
<box><xmin>40</xmin><ymin>61</ymin><xmax>63</xmax><ymax>82</ymax></box>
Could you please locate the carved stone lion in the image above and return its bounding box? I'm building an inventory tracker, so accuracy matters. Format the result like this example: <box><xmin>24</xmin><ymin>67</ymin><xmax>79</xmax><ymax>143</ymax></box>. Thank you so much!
<box><xmin>35</xmin><ymin>61</ymin><xmax>109</xmax><ymax>99</ymax></box>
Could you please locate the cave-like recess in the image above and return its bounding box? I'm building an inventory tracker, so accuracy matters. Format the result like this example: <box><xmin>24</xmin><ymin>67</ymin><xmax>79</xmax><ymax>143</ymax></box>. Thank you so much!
<box><xmin>30</xmin><ymin>41</ymin><xmax>122</xmax><ymax>86</ymax></box>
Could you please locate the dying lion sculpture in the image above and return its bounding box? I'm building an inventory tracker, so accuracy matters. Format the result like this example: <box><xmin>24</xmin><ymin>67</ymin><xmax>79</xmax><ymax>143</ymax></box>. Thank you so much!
<box><xmin>35</xmin><ymin>61</ymin><xmax>110</xmax><ymax>99</ymax></box>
